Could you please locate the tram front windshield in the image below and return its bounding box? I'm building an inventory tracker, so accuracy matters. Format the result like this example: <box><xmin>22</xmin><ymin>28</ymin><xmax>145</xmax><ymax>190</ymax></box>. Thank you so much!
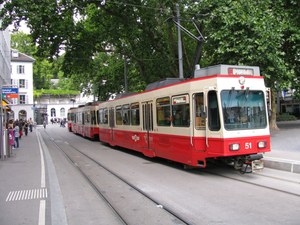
<box><xmin>221</xmin><ymin>90</ymin><xmax>267</xmax><ymax>130</ymax></box>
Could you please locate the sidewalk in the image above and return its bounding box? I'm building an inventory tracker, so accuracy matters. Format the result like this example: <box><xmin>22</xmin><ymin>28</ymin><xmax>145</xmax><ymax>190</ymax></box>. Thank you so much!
<box><xmin>264</xmin><ymin>120</ymin><xmax>300</xmax><ymax>173</ymax></box>
<box><xmin>0</xmin><ymin>126</ymin><xmax>44</xmax><ymax>225</ymax></box>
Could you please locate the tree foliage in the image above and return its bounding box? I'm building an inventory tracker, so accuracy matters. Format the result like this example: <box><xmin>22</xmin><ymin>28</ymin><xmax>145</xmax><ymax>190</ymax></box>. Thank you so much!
<box><xmin>2</xmin><ymin>0</ymin><xmax>300</xmax><ymax>127</ymax></box>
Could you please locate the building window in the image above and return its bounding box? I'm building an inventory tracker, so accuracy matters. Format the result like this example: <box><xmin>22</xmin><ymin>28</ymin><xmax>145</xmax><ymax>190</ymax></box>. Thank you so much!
<box><xmin>60</xmin><ymin>108</ymin><xmax>65</xmax><ymax>117</ymax></box>
<box><xmin>20</xmin><ymin>95</ymin><xmax>26</xmax><ymax>104</ymax></box>
<box><xmin>19</xmin><ymin>79</ymin><xmax>25</xmax><ymax>88</ymax></box>
<box><xmin>17</xmin><ymin>65</ymin><xmax>25</xmax><ymax>74</ymax></box>
<box><xmin>51</xmin><ymin>108</ymin><xmax>56</xmax><ymax>117</ymax></box>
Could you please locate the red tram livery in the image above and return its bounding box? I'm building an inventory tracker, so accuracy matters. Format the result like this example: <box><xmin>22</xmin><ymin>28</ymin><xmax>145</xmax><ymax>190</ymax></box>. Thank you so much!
<box><xmin>68</xmin><ymin>103</ymin><xmax>100</xmax><ymax>140</ymax></box>
<box><xmin>68</xmin><ymin>64</ymin><xmax>271</xmax><ymax>173</ymax></box>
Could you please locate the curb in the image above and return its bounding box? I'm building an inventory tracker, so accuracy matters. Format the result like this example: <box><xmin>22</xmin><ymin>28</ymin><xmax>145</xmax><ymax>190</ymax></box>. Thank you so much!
<box><xmin>264</xmin><ymin>157</ymin><xmax>300</xmax><ymax>174</ymax></box>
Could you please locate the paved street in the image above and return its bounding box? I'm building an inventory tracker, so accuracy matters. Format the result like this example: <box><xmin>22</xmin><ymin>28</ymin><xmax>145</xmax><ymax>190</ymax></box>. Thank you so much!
<box><xmin>271</xmin><ymin>120</ymin><xmax>300</xmax><ymax>152</ymax></box>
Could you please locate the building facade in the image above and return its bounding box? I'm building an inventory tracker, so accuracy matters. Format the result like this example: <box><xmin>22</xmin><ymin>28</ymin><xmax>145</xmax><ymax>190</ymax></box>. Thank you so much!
<box><xmin>34</xmin><ymin>93</ymin><xmax>94</xmax><ymax>125</ymax></box>
<box><xmin>0</xmin><ymin>5</ymin><xmax>11</xmax><ymax>88</ymax></box>
<box><xmin>9</xmin><ymin>49</ymin><xmax>35</xmax><ymax>121</ymax></box>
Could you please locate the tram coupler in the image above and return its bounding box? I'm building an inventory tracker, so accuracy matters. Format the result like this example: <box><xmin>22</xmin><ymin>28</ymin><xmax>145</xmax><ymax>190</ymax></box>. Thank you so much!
<box><xmin>251</xmin><ymin>159</ymin><xmax>264</xmax><ymax>172</ymax></box>
<box><xmin>235</xmin><ymin>154</ymin><xmax>264</xmax><ymax>174</ymax></box>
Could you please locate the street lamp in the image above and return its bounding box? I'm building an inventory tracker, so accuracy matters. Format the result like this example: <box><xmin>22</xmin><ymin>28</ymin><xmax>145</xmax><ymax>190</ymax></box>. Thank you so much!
<box><xmin>70</xmin><ymin>99</ymin><xmax>75</xmax><ymax>107</ymax></box>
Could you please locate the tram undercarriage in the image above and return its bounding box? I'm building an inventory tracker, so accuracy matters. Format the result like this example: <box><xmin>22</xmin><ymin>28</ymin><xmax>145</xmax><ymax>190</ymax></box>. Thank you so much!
<box><xmin>221</xmin><ymin>153</ymin><xmax>264</xmax><ymax>174</ymax></box>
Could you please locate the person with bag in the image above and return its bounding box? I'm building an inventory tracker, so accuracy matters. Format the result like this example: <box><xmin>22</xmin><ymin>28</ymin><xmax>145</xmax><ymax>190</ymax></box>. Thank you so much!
<box><xmin>18</xmin><ymin>119</ymin><xmax>23</xmax><ymax>139</ymax></box>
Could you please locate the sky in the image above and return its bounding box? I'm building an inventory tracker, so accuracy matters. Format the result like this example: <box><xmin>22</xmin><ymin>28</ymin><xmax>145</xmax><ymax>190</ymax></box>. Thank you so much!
<box><xmin>9</xmin><ymin>21</ymin><xmax>30</xmax><ymax>34</ymax></box>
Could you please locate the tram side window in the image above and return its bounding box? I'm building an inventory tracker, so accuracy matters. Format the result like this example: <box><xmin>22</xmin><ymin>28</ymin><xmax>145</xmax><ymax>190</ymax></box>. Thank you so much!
<box><xmin>131</xmin><ymin>103</ymin><xmax>140</xmax><ymax>125</ymax></box>
<box><xmin>195</xmin><ymin>93</ymin><xmax>206</xmax><ymax>129</ymax></box>
<box><xmin>116</xmin><ymin>105</ymin><xmax>122</xmax><ymax>125</ymax></box>
<box><xmin>122</xmin><ymin>104</ymin><xmax>130</xmax><ymax>125</ymax></box>
<box><xmin>208</xmin><ymin>91</ymin><xmax>221</xmax><ymax>131</ymax></box>
<box><xmin>103</xmin><ymin>108</ymin><xmax>108</xmax><ymax>124</ymax></box>
<box><xmin>172</xmin><ymin>95</ymin><xmax>190</xmax><ymax>127</ymax></box>
<box><xmin>71</xmin><ymin>113</ymin><xmax>74</xmax><ymax>122</ymax></box>
<box><xmin>99</xmin><ymin>109</ymin><xmax>103</xmax><ymax>124</ymax></box>
<box><xmin>96</xmin><ymin>110</ymin><xmax>100</xmax><ymax>125</ymax></box>
<box><xmin>85</xmin><ymin>111</ymin><xmax>90</xmax><ymax>124</ymax></box>
<box><xmin>90</xmin><ymin>110</ymin><xmax>95</xmax><ymax>125</ymax></box>
<box><xmin>83</xmin><ymin>112</ymin><xmax>86</xmax><ymax>125</ymax></box>
<box><xmin>157</xmin><ymin>97</ymin><xmax>171</xmax><ymax>126</ymax></box>
<box><xmin>77</xmin><ymin>112</ymin><xmax>82</xmax><ymax>123</ymax></box>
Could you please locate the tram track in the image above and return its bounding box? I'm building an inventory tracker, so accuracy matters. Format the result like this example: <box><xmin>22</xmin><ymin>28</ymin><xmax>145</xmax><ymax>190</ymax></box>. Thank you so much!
<box><xmin>43</xmin><ymin>129</ymin><xmax>190</xmax><ymax>225</ymax></box>
<box><xmin>202</xmin><ymin>169</ymin><xmax>300</xmax><ymax>198</ymax></box>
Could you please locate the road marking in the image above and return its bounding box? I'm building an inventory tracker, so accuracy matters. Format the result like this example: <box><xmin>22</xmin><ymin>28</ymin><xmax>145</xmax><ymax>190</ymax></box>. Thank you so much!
<box><xmin>37</xmin><ymin>132</ymin><xmax>46</xmax><ymax>188</ymax></box>
<box><xmin>6</xmin><ymin>189</ymin><xmax>48</xmax><ymax>201</ymax></box>
<box><xmin>38</xmin><ymin>200</ymin><xmax>46</xmax><ymax>225</ymax></box>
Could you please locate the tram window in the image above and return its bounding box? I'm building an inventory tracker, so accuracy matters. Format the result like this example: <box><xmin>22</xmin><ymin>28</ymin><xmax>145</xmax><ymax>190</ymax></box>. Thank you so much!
<box><xmin>77</xmin><ymin>112</ymin><xmax>82</xmax><ymax>123</ymax></box>
<box><xmin>221</xmin><ymin>90</ymin><xmax>267</xmax><ymax>130</ymax></box>
<box><xmin>131</xmin><ymin>103</ymin><xmax>140</xmax><ymax>125</ymax></box>
<box><xmin>91</xmin><ymin>110</ymin><xmax>96</xmax><ymax>125</ymax></box>
<box><xmin>103</xmin><ymin>108</ymin><xmax>108</xmax><ymax>124</ymax></box>
<box><xmin>116</xmin><ymin>105</ymin><xmax>122</xmax><ymax>125</ymax></box>
<box><xmin>85</xmin><ymin>111</ymin><xmax>90</xmax><ymax>124</ymax></box>
<box><xmin>208</xmin><ymin>91</ymin><xmax>221</xmax><ymax>131</ymax></box>
<box><xmin>157</xmin><ymin>97</ymin><xmax>171</xmax><ymax>126</ymax></box>
<box><xmin>99</xmin><ymin>109</ymin><xmax>103</xmax><ymax>124</ymax></box>
<box><xmin>122</xmin><ymin>104</ymin><xmax>130</xmax><ymax>125</ymax></box>
<box><xmin>71</xmin><ymin>113</ymin><xmax>74</xmax><ymax>122</ymax></box>
<box><xmin>195</xmin><ymin>93</ymin><xmax>206</xmax><ymax>129</ymax></box>
<box><xmin>172</xmin><ymin>95</ymin><xmax>190</xmax><ymax>127</ymax></box>
<box><xmin>96</xmin><ymin>110</ymin><xmax>100</xmax><ymax>125</ymax></box>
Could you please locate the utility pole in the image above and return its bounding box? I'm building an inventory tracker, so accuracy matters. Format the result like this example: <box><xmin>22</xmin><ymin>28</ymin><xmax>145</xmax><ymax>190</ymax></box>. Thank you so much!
<box><xmin>124</xmin><ymin>55</ymin><xmax>128</xmax><ymax>93</ymax></box>
<box><xmin>177</xmin><ymin>3</ymin><xmax>184</xmax><ymax>79</ymax></box>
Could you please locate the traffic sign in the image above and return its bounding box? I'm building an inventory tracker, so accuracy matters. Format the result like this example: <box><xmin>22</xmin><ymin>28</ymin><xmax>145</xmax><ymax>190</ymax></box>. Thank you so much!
<box><xmin>2</xmin><ymin>88</ymin><xmax>18</xmax><ymax>99</ymax></box>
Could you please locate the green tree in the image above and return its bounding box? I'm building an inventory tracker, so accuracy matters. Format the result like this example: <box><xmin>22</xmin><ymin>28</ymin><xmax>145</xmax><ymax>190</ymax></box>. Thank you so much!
<box><xmin>187</xmin><ymin>0</ymin><xmax>300</xmax><ymax>129</ymax></box>
<box><xmin>10</xmin><ymin>31</ymin><xmax>36</xmax><ymax>56</ymax></box>
<box><xmin>2</xmin><ymin>0</ymin><xmax>300</xmax><ymax>129</ymax></box>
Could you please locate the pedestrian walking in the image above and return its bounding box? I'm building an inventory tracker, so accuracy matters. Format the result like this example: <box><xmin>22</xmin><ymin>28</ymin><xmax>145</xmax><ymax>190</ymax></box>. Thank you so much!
<box><xmin>29</xmin><ymin>118</ymin><xmax>33</xmax><ymax>132</ymax></box>
<box><xmin>43</xmin><ymin>120</ymin><xmax>46</xmax><ymax>129</ymax></box>
<box><xmin>18</xmin><ymin>119</ymin><xmax>24</xmax><ymax>139</ymax></box>
<box><xmin>24</xmin><ymin>120</ymin><xmax>28</xmax><ymax>136</ymax></box>
<box><xmin>13</xmin><ymin>122</ymin><xmax>20</xmax><ymax>148</ymax></box>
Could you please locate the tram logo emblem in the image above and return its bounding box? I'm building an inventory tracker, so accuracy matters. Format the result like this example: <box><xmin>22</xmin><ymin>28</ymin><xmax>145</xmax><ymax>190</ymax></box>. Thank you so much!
<box><xmin>132</xmin><ymin>135</ymin><xmax>140</xmax><ymax>142</ymax></box>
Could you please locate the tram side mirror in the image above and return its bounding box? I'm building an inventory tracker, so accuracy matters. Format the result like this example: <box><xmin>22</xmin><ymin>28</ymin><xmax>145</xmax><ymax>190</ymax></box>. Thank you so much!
<box><xmin>200</xmin><ymin>106</ymin><xmax>207</xmax><ymax>119</ymax></box>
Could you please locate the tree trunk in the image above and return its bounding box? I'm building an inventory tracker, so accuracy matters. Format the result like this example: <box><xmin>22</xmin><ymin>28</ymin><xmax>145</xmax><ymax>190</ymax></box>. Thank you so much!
<box><xmin>269</xmin><ymin>88</ymin><xmax>279</xmax><ymax>130</ymax></box>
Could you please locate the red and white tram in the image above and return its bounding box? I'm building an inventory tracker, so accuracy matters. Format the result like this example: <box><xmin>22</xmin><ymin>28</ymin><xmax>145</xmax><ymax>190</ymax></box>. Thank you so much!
<box><xmin>68</xmin><ymin>102</ymin><xmax>100</xmax><ymax>140</ymax></box>
<box><xmin>67</xmin><ymin>107</ymin><xmax>76</xmax><ymax>132</ymax></box>
<box><xmin>71</xmin><ymin>64</ymin><xmax>271</xmax><ymax>173</ymax></box>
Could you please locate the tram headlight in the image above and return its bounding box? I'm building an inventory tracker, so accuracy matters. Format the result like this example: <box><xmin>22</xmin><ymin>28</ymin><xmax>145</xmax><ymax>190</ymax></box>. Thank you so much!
<box><xmin>258</xmin><ymin>141</ymin><xmax>267</xmax><ymax>148</ymax></box>
<box><xmin>229</xmin><ymin>143</ymin><xmax>240</xmax><ymax>151</ymax></box>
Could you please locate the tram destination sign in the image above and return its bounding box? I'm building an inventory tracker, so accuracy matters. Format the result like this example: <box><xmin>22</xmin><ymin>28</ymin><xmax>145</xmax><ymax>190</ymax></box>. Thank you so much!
<box><xmin>2</xmin><ymin>88</ymin><xmax>19</xmax><ymax>99</ymax></box>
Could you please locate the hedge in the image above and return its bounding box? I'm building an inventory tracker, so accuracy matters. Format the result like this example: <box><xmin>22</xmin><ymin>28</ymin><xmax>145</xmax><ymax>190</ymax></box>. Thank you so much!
<box><xmin>276</xmin><ymin>115</ymin><xmax>297</xmax><ymax>121</ymax></box>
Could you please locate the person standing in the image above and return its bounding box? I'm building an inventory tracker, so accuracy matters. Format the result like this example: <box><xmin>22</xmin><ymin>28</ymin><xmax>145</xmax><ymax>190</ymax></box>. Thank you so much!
<box><xmin>29</xmin><ymin>118</ymin><xmax>33</xmax><ymax>132</ymax></box>
<box><xmin>13</xmin><ymin>122</ymin><xmax>20</xmax><ymax>148</ymax></box>
<box><xmin>18</xmin><ymin>119</ymin><xmax>23</xmax><ymax>139</ymax></box>
<box><xmin>24</xmin><ymin>120</ymin><xmax>29</xmax><ymax>136</ymax></box>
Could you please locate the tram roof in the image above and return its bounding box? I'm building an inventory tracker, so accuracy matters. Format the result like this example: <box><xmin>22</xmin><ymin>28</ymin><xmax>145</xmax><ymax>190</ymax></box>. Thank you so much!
<box><xmin>194</xmin><ymin>64</ymin><xmax>260</xmax><ymax>78</ymax></box>
<box><xmin>145</xmin><ymin>78</ymin><xmax>186</xmax><ymax>91</ymax></box>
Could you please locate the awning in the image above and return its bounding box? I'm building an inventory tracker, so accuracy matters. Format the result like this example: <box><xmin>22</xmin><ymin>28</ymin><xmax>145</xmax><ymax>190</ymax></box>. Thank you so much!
<box><xmin>2</xmin><ymin>100</ymin><xmax>11</xmax><ymax>110</ymax></box>
<box><xmin>2</xmin><ymin>100</ymin><xmax>8</xmax><ymax>106</ymax></box>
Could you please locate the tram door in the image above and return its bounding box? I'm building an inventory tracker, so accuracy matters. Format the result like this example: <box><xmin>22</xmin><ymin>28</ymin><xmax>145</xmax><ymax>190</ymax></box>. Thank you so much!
<box><xmin>142</xmin><ymin>101</ymin><xmax>155</xmax><ymax>155</ymax></box>
<box><xmin>109</xmin><ymin>107</ymin><xmax>116</xmax><ymax>145</ymax></box>
<box><xmin>193</xmin><ymin>93</ymin><xmax>207</xmax><ymax>151</ymax></box>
